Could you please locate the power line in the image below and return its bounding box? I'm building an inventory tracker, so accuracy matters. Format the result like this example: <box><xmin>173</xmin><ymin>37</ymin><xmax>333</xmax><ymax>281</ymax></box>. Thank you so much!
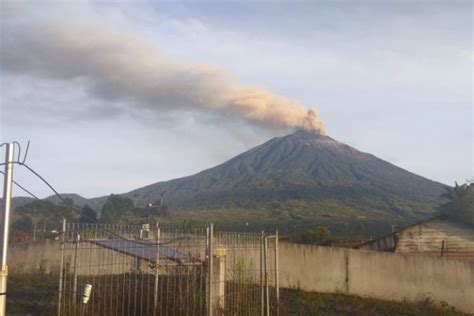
<box><xmin>2</xmin><ymin>142</ymin><xmax>184</xmax><ymax>245</ymax></box>
<box><xmin>0</xmin><ymin>170</ymin><xmax>40</xmax><ymax>200</ymax></box>
<box><xmin>2</xmin><ymin>161</ymin><xmax>182</xmax><ymax>246</ymax></box>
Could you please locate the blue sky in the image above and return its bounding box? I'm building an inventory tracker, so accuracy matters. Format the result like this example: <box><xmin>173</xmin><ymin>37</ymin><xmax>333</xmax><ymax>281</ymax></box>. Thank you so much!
<box><xmin>1</xmin><ymin>0</ymin><xmax>472</xmax><ymax>198</ymax></box>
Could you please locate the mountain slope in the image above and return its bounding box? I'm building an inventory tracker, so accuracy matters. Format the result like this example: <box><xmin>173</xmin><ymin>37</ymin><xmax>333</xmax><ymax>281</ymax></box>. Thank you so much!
<box><xmin>113</xmin><ymin>130</ymin><xmax>445</xmax><ymax>219</ymax></box>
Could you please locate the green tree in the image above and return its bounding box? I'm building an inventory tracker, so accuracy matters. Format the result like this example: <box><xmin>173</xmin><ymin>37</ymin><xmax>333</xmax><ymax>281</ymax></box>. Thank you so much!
<box><xmin>14</xmin><ymin>200</ymin><xmax>75</xmax><ymax>230</ymax></box>
<box><xmin>100</xmin><ymin>194</ymin><xmax>134</xmax><ymax>224</ymax></box>
<box><xmin>79</xmin><ymin>205</ymin><xmax>98</xmax><ymax>223</ymax></box>
<box><xmin>11</xmin><ymin>216</ymin><xmax>34</xmax><ymax>235</ymax></box>
<box><xmin>301</xmin><ymin>226</ymin><xmax>332</xmax><ymax>244</ymax></box>
<box><xmin>439</xmin><ymin>182</ymin><xmax>474</xmax><ymax>225</ymax></box>
<box><xmin>64</xmin><ymin>197</ymin><xmax>74</xmax><ymax>207</ymax></box>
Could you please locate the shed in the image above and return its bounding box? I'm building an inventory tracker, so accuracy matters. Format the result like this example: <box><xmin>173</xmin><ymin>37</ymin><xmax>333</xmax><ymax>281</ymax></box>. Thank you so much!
<box><xmin>356</xmin><ymin>216</ymin><xmax>474</xmax><ymax>261</ymax></box>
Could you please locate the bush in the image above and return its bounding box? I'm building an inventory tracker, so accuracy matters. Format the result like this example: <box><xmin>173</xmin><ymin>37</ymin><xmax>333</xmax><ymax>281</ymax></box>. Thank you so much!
<box><xmin>301</xmin><ymin>227</ymin><xmax>332</xmax><ymax>244</ymax></box>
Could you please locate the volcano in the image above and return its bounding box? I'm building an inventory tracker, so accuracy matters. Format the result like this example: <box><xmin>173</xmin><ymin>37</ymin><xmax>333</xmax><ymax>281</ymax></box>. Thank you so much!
<box><xmin>114</xmin><ymin>130</ymin><xmax>445</xmax><ymax>224</ymax></box>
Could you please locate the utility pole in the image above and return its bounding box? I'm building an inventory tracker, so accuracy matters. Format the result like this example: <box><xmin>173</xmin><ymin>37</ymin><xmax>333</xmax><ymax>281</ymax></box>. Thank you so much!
<box><xmin>0</xmin><ymin>143</ymin><xmax>14</xmax><ymax>316</ymax></box>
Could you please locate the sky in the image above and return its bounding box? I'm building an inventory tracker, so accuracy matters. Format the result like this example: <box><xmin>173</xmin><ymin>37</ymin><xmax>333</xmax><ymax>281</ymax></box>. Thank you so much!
<box><xmin>0</xmin><ymin>0</ymin><xmax>472</xmax><ymax>199</ymax></box>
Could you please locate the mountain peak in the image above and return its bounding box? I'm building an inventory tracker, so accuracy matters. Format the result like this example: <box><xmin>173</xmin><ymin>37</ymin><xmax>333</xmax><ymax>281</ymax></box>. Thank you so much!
<box><xmin>291</xmin><ymin>129</ymin><xmax>330</xmax><ymax>139</ymax></box>
<box><xmin>284</xmin><ymin>129</ymin><xmax>338</xmax><ymax>147</ymax></box>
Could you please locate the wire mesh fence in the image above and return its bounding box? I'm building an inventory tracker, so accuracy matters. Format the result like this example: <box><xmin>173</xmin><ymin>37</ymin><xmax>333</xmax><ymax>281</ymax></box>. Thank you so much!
<box><xmin>51</xmin><ymin>221</ymin><xmax>278</xmax><ymax>316</ymax></box>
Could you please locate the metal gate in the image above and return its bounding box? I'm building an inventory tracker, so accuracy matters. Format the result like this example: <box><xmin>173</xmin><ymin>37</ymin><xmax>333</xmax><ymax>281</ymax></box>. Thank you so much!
<box><xmin>58</xmin><ymin>221</ymin><xmax>278</xmax><ymax>315</ymax></box>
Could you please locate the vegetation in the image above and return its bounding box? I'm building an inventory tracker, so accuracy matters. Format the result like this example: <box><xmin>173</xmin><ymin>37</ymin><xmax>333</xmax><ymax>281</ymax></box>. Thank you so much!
<box><xmin>79</xmin><ymin>204</ymin><xmax>98</xmax><ymax>223</ymax></box>
<box><xmin>8</xmin><ymin>271</ymin><xmax>57</xmax><ymax>315</ymax></box>
<box><xmin>100</xmin><ymin>194</ymin><xmax>134</xmax><ymax>223</ymax></box>
<box><xmin>11</xmin><ymin>216</ymin><xmax>34</xmax><ymax>235</ymax></box>
<box><xmin>301</xmin><ymin>227</ymin><xmax>332</xmax><ymax>244</ymax></box>
<box><xmin>146</xmin><ymin>201</ymin><xmax>415</xmax><ymax>238</ymax></box>
<box><xmin>280</xmin><ymin>289</ymin><xmax>468</xmax><ymax>316</ymax></box>
<box><xmin>11</xmin><ymin>200</ymin><xmax>77</xmax><ymax>238</ymax></box>
<box><xmin>9</xmin><ymin>271</ymin><xmax>467</xmax><ymax>316</ymax></box>
<box><xmin>438</xmin><ymin>181</ymin><xmax>473</xmax><ymax>225</ymax></box>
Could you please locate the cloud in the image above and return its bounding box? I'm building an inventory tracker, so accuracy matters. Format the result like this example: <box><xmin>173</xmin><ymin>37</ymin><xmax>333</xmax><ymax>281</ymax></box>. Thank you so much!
<box><xmin>0</xmin><ymin>3</ymin><xmax>326</xmax><ymax>134</ymax></box>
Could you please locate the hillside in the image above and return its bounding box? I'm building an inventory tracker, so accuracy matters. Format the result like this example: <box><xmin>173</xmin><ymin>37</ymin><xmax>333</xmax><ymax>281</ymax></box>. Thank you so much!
<box><xmin>122</xmin><ymin>131</ymin><xmax>444</xmax><ymax>204</ymax></box>
<box><xmin>100</xmin><ymin>130</ymin><xmax>447</xmax><ymax>229</ymax></box>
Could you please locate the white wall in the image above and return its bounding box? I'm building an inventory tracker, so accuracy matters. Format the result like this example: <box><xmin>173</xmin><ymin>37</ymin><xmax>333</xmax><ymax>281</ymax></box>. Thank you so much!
<box><xmin>279</xmin><ymin>242</ymin><xmax>474</xmax><ymax>313</ymax></box>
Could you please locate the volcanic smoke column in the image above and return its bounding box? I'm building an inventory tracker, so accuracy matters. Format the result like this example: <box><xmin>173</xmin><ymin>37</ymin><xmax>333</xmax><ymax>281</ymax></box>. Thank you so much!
<box><xmin>0</xmin><ymin>6</ymin><xmax>327</xmax><ymax>135</ymax></box>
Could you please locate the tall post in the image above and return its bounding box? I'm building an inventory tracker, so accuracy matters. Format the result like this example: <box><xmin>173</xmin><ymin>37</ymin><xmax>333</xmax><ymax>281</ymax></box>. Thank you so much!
<box><xmin>207</xmin><ymin>223</ymin><xmax>214</xmax><ymax>316</ymax></box>
<box><xmin>213</xmin><ymin>248</ymin><xmax>226</xmax><ymax>312</ymax></box>
<box><xmin>260</xmin><ymin>231</ymin><xmax>264</xmax><ymax>316</ymax></box>
<box><xmin>72</xmin><ymin>233</ymin><xmax>80</xmax><ymax>304</ymax></box>
<box><xmin>153</xmin><ymin>222</ymin><xmax>160</xmax><ymax>313</ymax></box>
<box><xmin>57</xmin><ymin>218</ymin><xmax>66</xmax><ymax>316</ymax></box>
<box><xmin>264</xmin><ymin>236</ymin><xmax>269</xmax><ymax>316</ymax></box>
<box><xmin>0</xmin><ymin>143</ymin><xmax>14</xmax><ymax>316</ymax></box>
<box><xmin>275</xmin><ymin>230</ymin><xmax>279</xmax><ymax>315</ymax></box>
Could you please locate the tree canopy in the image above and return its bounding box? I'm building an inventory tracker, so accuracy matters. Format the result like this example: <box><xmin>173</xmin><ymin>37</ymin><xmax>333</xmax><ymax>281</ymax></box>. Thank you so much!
<box><xmin>79</xmin><ymin>205</ymin><xmax>98</xmax><ymax>223</ymax></box>
<box><xmin>301</xmin><ymin>226</ymin><xmax>332</xmax><ymax>244</ymax></box>
<box><xmin>14</xmin><ymin>200</ymin><xmax>75</xmax><ymax>224</ymax></box>
<box><xmin>438</xmin><ymin>181</ymin><xmax>473</xmax><ymax>225</ymax></box>
<box><xmin>100</xmin><ymin>194</ymin><xmax>134</xmax><ymax>224</ymax></box>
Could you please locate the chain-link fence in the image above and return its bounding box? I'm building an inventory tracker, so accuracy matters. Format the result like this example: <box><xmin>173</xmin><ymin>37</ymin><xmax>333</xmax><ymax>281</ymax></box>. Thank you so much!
<box><xmin>48</xmin><ymin>221</ymin><xmax>278</xmax><ymax>316</ymax></box>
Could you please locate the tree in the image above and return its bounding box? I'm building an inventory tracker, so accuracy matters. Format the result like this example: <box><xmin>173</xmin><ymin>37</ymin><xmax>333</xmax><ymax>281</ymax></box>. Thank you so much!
<box><xmin>14</xmin><ymin>200</ymin><xmax>75</xmax><ymax>230</ymax></box>
<box><xmin>11</xmin><ymin>216</ymin><xmax>34</xmax><ymax>235</ymax></box>
<box><xmin>100</xmin><ymin>194</ymin><xmax>134</xmax><ymax>224</ymax></box>
<box><xmin>79</xmin><ymin>205</ymin><xmax>98</xmax><ymax>223</ymax></box>
<box><xmin>301</xmin><ymin>226</ymin><xmax>332</xmax><ymax>244</ymax></box>
<box><xmin>64</xmin><ymin>197</ymin><xmax>74</xmax><ymax>207</ymax></box>
<box><xmin>439</xmin><ymin>182</ymin><xmax>474</xmax><ymax>225</ymax></box>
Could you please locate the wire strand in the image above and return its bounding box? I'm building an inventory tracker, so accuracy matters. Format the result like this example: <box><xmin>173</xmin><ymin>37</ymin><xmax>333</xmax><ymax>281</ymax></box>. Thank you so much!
<box><xmin>2</xmin><ymin>161</ymin><xmax>186</xmax><ymax>246</ymax></box>
<box><xmin>0</xmin><ymin>170</ymin><xmax>40</xmax><ymax>200</ymax></box>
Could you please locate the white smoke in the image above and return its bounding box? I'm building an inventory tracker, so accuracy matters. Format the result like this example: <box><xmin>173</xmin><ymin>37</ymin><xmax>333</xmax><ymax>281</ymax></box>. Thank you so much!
<box><xmin>0</xmin><ymin>5</ymin><xmax>326</xmax><ymax>135</ymax></box>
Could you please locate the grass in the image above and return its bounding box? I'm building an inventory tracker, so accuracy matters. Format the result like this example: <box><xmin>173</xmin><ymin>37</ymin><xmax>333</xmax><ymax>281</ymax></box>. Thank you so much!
<box><xmin>8</xmin><ymin>271</ymin><xmax>469</xmax><ymax>316</ymax></box>
<box><xmin>7</xmin><ymin>272</ymin><xmax>57</xmax><ymax>315</ymax></box>
<box><xmin>280</xmin><ymin>289</ymin><xmax>468</xmax><ymax>316</ymax></box>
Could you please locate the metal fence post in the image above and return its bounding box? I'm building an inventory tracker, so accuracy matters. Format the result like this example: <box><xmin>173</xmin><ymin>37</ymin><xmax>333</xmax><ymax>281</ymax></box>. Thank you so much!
<box><xmin>264</xmin><ymin>236</ymin><xmax>269</xmax><ymax>316</ymax></box>
<box><xmin>275</xmin><ymin>230</ymin><xmax>279</xmax><ymax>315</ymax></box>
<box><xmin>207</xmin><ymin>223</ymin><xmax>214</xmax><ymax>316</ymax></box>
<box><xmin>57</xmin><ymin>218</ymin><xmax>66</xmax><ymax>316</ymax></box>
<box><xmin>72</xmin><ymin>233</ymin><xmax>79</xmax><ymax>304</ymax></box>
<box><xmin>260</xmin><ymin>231</ymin><xmax>264</xmax><ymax>316</ymax></box>
<box><xmin>153</xmin><ymin>222</ymin><xmax>160</xmax><ymax>313</ymax></box>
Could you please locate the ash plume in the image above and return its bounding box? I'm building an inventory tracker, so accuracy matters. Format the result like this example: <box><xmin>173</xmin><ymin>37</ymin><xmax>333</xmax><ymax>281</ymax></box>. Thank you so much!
<box><xmin>0</xmin><ymin>10</ymin><xmax>326</xmax><ymax>134</ymax></box>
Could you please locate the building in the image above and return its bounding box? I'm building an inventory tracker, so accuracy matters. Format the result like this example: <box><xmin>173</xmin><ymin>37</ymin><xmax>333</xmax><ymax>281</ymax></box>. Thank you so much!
<box><xmin>356</xmin><ymin>216</ymin><xmax>474</xmax><ymax>261</ymax></box>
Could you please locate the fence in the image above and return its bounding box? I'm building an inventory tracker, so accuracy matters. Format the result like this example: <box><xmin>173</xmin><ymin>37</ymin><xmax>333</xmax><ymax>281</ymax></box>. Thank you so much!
<box><xmin>55</xmin><ymin>221</ymin><xmax>278</xmax><ymax>316</ymax></box>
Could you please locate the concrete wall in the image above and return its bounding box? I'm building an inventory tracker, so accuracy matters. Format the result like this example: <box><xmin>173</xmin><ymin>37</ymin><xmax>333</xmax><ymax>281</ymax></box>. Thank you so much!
<box><xmin>8</xmin><ymin>241</ymin><xmax>61</xmax><ymax>274</ymax></box>
<box><xmin>9</xmin><ymin>240</ymin><xmax>474</xmax><ymax>313</ymax></box>
<box><xmin>279</xmin><ymin>242</ymin><xmax>474</xmax><ymax>314</ymax></box>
